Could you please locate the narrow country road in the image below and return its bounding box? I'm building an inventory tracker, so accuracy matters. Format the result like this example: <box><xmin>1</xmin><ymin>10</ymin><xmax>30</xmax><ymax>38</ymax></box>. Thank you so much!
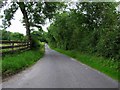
<box><xmin>2</xmin><ymin>44</ymin><xmax>118</xmax><ymax>88</ymax></box>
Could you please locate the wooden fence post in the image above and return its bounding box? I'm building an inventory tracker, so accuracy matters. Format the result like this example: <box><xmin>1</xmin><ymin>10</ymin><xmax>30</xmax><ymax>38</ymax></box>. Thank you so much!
<box><xmin>19</xmin><ymin>42</ymin><xmax>21</xmax><ymax>50</ymax></box>
<box><xmin>27</xmin><ymin>42</ymin><xmax>29</xmax><ymax>49</ymax></box>
<box><xmin>11</xmin><ymin>42</ymin><xmax>14</xmax><ymax>53</ymax></box>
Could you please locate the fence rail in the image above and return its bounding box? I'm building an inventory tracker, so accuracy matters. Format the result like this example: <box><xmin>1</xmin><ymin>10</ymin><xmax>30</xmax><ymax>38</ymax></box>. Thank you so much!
<box><xmin>0</xmin><ymin>40</ymin><xmax>30</xmax><ymax>55</ymax></box>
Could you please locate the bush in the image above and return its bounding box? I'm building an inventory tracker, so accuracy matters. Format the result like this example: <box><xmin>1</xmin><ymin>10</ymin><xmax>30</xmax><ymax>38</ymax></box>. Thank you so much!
<box><xmin>31</xmin><ymin>37</ymin><xmax>40</xmax><ymax>49</ymax></box>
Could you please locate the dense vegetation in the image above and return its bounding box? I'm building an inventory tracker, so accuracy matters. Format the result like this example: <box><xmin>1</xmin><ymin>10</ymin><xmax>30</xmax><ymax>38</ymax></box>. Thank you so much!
<box><xmin>47</xmin><ymin>2</ymin><xmax>120</xmax><ymax>61</ymax></box>
<box><xmin>0</xmin><ymin>29</ymin><xmax>26</xmax><ymax>41</ymax></box>
<box><xmin>47</xmin><ymin>2</ymin><xmax>120</xmax><ymax>81</ymax></box>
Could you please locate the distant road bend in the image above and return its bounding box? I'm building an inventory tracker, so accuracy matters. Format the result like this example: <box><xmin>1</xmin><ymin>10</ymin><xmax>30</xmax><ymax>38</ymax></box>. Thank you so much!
<box><xmin>2</xmin><ymin>44</ymin><xmax>119</xmax><ymax>88</ymax></box>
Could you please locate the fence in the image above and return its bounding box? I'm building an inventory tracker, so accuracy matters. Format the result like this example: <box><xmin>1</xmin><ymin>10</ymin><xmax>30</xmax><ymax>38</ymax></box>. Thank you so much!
<box><xmin>0</xmin><ymin>40</ymin><xmax>30</xmax><ymax>55</ymax></box>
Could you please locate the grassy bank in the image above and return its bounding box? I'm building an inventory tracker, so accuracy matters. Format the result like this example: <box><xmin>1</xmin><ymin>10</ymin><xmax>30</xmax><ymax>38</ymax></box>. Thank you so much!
<box><xmin>53</xmin><ymin>48</ymin><xmax>119</xmax><ymax>82</ymax></box>
<box><xmin>1</xmin><ymin>42</ymin><xmax>45</xmax><ymax>78</ymax></box>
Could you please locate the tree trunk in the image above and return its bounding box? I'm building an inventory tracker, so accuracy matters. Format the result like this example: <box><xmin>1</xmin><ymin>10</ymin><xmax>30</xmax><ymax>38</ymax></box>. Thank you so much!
<box><xmin>17</xmin><ymin>2</ymin><xmax>32</xmax><ymax>49</ymax></box>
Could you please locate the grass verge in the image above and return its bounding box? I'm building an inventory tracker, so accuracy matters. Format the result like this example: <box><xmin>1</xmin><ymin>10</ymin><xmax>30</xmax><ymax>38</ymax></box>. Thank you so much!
<box><xmin>1</xmin><ymin>42</ymin><xmax>45</xmax><ymax>78</ymax></box>
<box><xmin>53</xmin><ymin>48</ymin><xmax>120</xmax><ymax>82</ymax></box>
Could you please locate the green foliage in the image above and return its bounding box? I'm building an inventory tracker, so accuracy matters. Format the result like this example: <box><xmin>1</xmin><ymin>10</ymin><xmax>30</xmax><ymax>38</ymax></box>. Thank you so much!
<box><xmin>31</xmin><ymin>37</ymin><xmax>40</xmax><ymax>49</ymax></box>
<box><xmin>0</xmin><ymin>29</ymin><xmax>26</xmax><ymax>41</ymax></box>
<box><xmin>3</xmin><ymin>2</ymin><xmax>18</xmax><ymax>28</ymax></box>
<box><xmin>10</xmin><ymin>32</ymin><xmax>25</xmax><ymax>41</ymax></box>
<box><xmin>40</xmin><ymin>31</ymin><xmax>48</xmax><ymax>43</ymax></box>
<box><xmin>31</xmin><ymin>29</ymin><xmax>47</xmax><ymax>48</ymax></box>
<box><xmin>1</xmin><ymin>43</ymin><xmax>45</xmax><ymax>78</ymax></box>
<box><xmin>47</xmin><ymin>2</ymin><xmax>120</xmax><ymax>60</ymax></box>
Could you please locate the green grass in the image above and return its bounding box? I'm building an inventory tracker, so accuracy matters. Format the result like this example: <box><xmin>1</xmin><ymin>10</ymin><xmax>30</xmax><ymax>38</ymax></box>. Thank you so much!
<box><xmin>53</xmin><ymin>48</ymin><xmax>120</xmax><ymax>82</ymax></box>
<box><xmin>1</xmin><ymin>42</ymin><xmax>45</xmax><ymax>78</ymax></box>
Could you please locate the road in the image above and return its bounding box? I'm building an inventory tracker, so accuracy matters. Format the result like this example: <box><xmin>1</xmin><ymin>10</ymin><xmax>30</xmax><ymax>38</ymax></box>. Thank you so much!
<box><xmin>2</xmin><ymin>44</ymin><xmax>118</xmax><ymax>88</ymax></box>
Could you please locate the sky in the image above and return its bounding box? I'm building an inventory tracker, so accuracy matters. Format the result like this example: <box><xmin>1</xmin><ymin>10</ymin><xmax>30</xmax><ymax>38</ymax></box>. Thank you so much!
<box><xmin>4</xmin><ymin>8</ymin><xmax>27</xmax><ymax>35</ymax></box>
<box><xmin>0</xmin><ymin>1</ymin><xmax>120</xmax><ymax>35</ymax></box>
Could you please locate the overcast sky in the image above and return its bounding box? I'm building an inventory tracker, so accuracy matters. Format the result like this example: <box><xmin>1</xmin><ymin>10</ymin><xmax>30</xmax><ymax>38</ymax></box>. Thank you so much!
<box><xmin>0</xmin><ymin>1</ymin><xmax>120</xmax><ymax>35</ymax></box>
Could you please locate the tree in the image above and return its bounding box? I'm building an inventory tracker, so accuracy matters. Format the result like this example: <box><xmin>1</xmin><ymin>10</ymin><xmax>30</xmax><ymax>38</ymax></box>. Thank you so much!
<box><xmin>0</xmin><ymin>30</ymin><xmax>11</xmax><ymax>40</ymax></box>
<box><xmin>10</xmin><ymin>32</ymin><xmax>25</xmax><ymax>41</ymax></box>
<box><xmin>47</xmin><ymin>2</ymin><xmax>120</xmax><ymax>60</ymax></box>
<box><xmin>0</xmin><ymin>29</ymin><xmax>25</xmax><ymax>41</ymax></box>
<box><xmin>2</xmin><ymin>1</ymin><xmax>65</xmax><ymax>48</ymax></box>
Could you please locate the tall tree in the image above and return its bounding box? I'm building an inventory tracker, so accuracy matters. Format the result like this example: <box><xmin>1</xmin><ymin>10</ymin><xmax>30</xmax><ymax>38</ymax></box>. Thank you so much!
<box><xmin>47</xmin><ymin>2</ymin><xmax>120</xmax><ymax>60</ymax></box>
<box><xmin>2</xmin><ymin>1</ymin><xmax>65</xmax><ymax>48</ymax></box>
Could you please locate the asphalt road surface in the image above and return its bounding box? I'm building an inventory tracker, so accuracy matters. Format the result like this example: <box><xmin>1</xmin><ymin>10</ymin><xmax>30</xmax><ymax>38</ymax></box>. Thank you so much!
<box><xmin>2</xmin><ymin>44</ymin><xmax>118</xmax><ymax>88</ymax></box>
